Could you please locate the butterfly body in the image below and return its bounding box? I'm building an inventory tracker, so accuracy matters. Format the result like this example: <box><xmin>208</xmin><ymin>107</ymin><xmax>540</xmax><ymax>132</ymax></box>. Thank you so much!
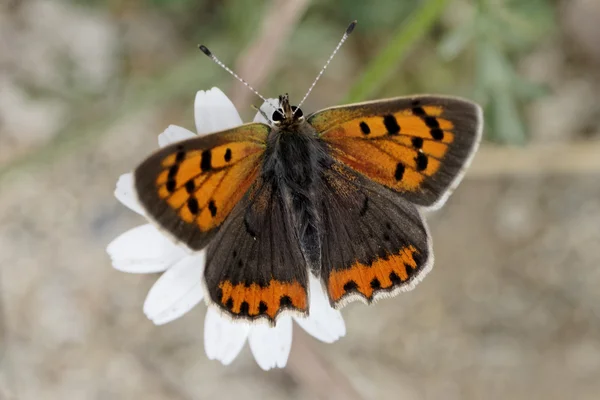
<box><xmin>262</xmin><ymin>103</ymin><xmax>331</xmax><ymax>275</ymax></box>
<box><xmin>134</xmin><ymin>94</ymin><xmax>482</xmax><ymax>324</ymax></box>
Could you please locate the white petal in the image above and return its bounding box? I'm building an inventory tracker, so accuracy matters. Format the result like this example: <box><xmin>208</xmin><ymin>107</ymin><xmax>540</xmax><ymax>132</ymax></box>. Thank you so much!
<box><xmin>114</xmin><ymin>173</ymin><xmax>145</xmax><ymax>216</ymax></box>
<box><xmin>158</xmin><ymin>125</ymin><xmax>196</xmax><ymax>148</ymax></box>
<box><xmin>150</xmin><ymin>283</ymin><xmax>204</xmax><ymax>325</ymax></box>
<box><xmin>253</xmin><ymin>98</ymin><xmax>279</xmax><ymax>124</ymax></box>
<box><xmin>143</xmin><ymin>251</ymin><xmax>206</xmax><ymax>323</ymax></box>
<box><xmin>294</xmin><ymin>275</ymin><xmax>346</xmax><ymax>343</ymax></box>
<box><xmin>204</xmin><ymin>307</ymin><xmax>250</xmax><ymax>365</ymax></box>
<box><xmin>194</xmin><ymin>87</ymin><xmax>243</xmax><ymax>135</ymax></box>
<box><xmin>248</xmin><ymin>316</ymin><xmax>293</xmax><ymax>370</ymax></box>
<box><xmin>107</xmin><ymin>224</ymin><xmax>188</xmax><ymax>273</ymax></box>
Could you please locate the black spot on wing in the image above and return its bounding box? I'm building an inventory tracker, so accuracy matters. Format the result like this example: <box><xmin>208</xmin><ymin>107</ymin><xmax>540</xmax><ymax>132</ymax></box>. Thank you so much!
<box><xmin>411</xmin><ymin>137</ymin><xmax>424</xmax><ymax>149</ymax></box>
<box><xmin>259</xmin><ymin>301</ymin><xmax>268</xmax><ymax>314</ymax></box>
<box><xmin>415</xmin><ymin>153</ymin><xmax>428</xmax><ymax>171</ymax></box>
<box><xmin>168</xmin><ymin>164</ymin><xmax>179</xmax><ymax>179</ymax></box>
<box><xmin>389</xmin><ymin>272</ymin><xmax>402</xmax><ymax>285</ymax></box>
<box><xmin>405</xmin><ymin>264</ymin><xmax>417</xmax><ymax>278</ymax></box>
<box><xmin>430</xmin><ymin>128</ymin><xmax>444</xmax><ymax>140</ymax></box>
<box><xmin>185</xmin><ymin>179</ymin><xmax>195</xmax><ymax>194</ymax></box>
<box><xmin>359</xmin><ymin>121</ymin><xmax>371</xmax><ymax>135</ymax></box>
<box><xmin>408</xmin><ymin>111</ymin><xmax>444</xmax><ymax>141</ymax></box>
<box><xmin>395</xmin><ymin>163</ymin><xmax>405</xmax><ymax>181</ymax></box>
<box><xmin>201</xmin><ymin>150</ymin><xmax>212</xmax><ymax>172</ymax></box>
<box><xmin>175</xmin><ymin>151</ymin><xmax>186</xmax><ymax>162</ymax></box>
<box><xmin>166</xmin><ymin>179</ymin><xmax>176</xmax><ymax>192</ymax></box>
<box><xmin>383</xmin><ymin>115</ymin><xmax>400</xmax><ymax>135</ymax></box>
<box><xmin>279</xmin><ymin>295</ymin><xmax>292</xmax><ymax>307</ymax></box>
<box><xmin>187</xmin><ymin>197</ymin><xmax>199</xmax><ymax>214</ymax></box>
<box><xmin>423</xmin><ymin>116</ymin><xmax>445</xmax><ymax>140</ymax></box>
<box><xmin>370</xmin><ymin>278</ymin><xmax>381</xmax><ymax>289</ymax></box>
<box><xmin>343</xmin><ymin>280</ymin><xmax>358</xmax><ymax>292</ymax></box>
<box><xmin>208</xmin><ymin>200</ymin><xmax>217</xmax><ymax>217</ymax></box>
<box><xmin>424</xmin><ymin>116</ymin><xmax>439</xmax><ymax>129</ymax></box>
<box><xmin>412</xmin><ymin>106</ymin><xmax>426</xmax><ymax>116</ymax></box>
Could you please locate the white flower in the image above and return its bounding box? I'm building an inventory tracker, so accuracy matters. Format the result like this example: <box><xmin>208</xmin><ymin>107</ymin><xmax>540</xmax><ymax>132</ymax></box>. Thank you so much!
<box><xmin>107</xmin><ymin>87</ymin><xmax>346</xmax><ymax>370</ymax></box>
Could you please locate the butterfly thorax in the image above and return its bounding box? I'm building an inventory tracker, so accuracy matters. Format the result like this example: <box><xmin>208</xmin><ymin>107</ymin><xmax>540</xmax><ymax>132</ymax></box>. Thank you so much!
<box><xmin>264</xmin><ymin>94</ymin><xmax>326</xmax><ymax>190</ymax></box>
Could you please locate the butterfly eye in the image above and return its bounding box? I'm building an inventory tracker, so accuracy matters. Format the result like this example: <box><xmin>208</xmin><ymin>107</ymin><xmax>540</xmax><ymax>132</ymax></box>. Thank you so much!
<box><xmin>272</xmin><ymin>109</ymin><xmax>284</xmax><ymax>123</ymax></box>
<box><xmin>291</xmin><ymin>106</ymin><xmax>303</xmax><ymax>119</ymax></box>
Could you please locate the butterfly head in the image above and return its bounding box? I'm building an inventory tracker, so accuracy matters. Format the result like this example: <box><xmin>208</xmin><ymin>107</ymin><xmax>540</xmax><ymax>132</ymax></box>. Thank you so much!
<box><xmin>271</xmin><ymin>93</ymin><xmax>304</xmax><ymax>127</ymax></box>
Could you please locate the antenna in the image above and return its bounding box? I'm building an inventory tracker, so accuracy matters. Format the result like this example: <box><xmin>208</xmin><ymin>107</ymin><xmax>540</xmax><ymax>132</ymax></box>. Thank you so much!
<box><xmin>295</xmin><ymin>20</ymin><xmax>357</xmax><ymax>112</ymax></box>
<box><xmin>198</xmin><ymin>45</ymin><xmax>279</xmax><ymax>111</ymax></box>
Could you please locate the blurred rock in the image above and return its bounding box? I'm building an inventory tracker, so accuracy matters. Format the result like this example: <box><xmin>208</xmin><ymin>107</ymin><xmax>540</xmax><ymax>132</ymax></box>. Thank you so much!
<box><xmin>562</xmin><ymin>0</ymin><xmax>600</xmax><ymax>64</ymax></box>
<box><xmin>0</xmin><ymin>0</ymin><xmax>119</xmax><ymax>166</ymax></box>
<box><xmin>119</xmin><ymin>11</ymin><xmax>183</xmax><ymax>76</ymax></box>
<box><xmin>0</xmin><ymin>0</ymin><xmax>118</xmax><ymax>92</ymax></box>
<box><xmin>521</xmin><ymin>45</ymin><xmax>599</xmax><ymax>143</ymax></box>
<box><xmin>493</xmin><ymin>181</ymin><xmax>544</xmax><ymax>245</ymax></box>
<box><xmin>0</xmin><ymin>78</ymin><xmax>67</xmax><ymax>165</ymax></box>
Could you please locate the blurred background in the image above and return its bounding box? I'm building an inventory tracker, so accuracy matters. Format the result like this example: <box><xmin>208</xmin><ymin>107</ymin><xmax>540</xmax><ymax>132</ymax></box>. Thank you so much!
<box><xmin>1</xmin><ymin>0</ymin><xmax>600</xmax><ymax>398</ymax></box>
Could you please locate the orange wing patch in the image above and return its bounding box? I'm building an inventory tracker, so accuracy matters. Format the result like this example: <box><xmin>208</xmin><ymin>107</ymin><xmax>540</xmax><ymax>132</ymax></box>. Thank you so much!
<box><xmin>328</xmin><ymin>246</ymin><xmax>420</xmax><ymax>302</ymax></box>
<box><xmin>218</xmin><ymin>279</ymin><xmax>308</xmax><ymax>319</ymax></box>
<box><xmin>319</xmin><ymin>105</ymin><xmax>454</xmax><ymax>193</ymax></box>
<box><xmin>134</xmin><ymin>123</ymin><xmax>270</xmax><ymax>251</ymax></box>
<box><xmin>155</xmin><ymin>142</ymin><xmax>264</xmax><ymax>232</ymax></box>
<box><xmin>321</xmin><ymin>112</ymin><xmax>454</xmax><ymax>144</ymax></box>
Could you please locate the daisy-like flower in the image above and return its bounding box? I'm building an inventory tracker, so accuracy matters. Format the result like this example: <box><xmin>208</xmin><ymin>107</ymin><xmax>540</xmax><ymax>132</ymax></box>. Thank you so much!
<box><xmin>107</xmin><ymin>87</ymin><xmax>346</xmax><ymax>370</ymax></box>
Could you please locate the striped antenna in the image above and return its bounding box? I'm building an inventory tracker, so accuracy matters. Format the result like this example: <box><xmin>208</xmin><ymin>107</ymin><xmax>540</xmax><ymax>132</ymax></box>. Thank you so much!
<box><xmin>295</xmin><ymin>20</ymin><xmax>357</xmax><ymax>112</ymax></box>
<box><xmin>198</xmin><ymin>45</ymin><xmax>279</xmax><ymax>111</ymax></box>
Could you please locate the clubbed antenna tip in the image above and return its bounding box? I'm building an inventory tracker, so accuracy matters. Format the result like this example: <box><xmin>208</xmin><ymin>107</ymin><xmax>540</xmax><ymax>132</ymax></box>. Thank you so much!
<box><xmin>198</xmin><ymin>45</ymin><xmax>212</xmax><ymax>57</ymax></box>
<box><xmin>346</xmin><ymin>20</ymin><xmax>357</xmax><ymax>35</ymax></box>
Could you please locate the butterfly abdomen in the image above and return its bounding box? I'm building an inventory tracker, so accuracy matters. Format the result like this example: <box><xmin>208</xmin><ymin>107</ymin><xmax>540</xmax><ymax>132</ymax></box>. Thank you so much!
<box><xmin>262</xmin><ymin>125</ymin><xmax>327</xmax><ymax>273</ymax></box>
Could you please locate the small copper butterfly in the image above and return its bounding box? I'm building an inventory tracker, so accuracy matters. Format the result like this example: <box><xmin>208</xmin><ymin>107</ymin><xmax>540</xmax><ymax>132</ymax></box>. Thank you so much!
<box><xmin>132</xmin><ymin>21</ymin><xmax>483</xmax><ymax>324</ymax></box>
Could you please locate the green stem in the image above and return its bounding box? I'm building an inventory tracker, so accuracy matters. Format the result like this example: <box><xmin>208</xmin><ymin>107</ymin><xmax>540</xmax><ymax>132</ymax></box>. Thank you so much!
<box><xmin>345</xmin><ymin>0</ymin><xmax>448</xmax><ymax>103</ymax></box>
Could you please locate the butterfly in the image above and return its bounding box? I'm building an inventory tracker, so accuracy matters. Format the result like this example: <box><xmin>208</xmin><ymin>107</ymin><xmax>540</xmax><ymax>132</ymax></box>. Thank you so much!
<box><xmin>132</xmin><ymin>22</ymin><xmax>483</xmax><ymax>325</ymax></box>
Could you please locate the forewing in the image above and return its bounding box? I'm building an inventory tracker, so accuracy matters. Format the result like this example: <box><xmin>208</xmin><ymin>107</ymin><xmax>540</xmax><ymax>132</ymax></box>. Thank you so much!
<box><xmin>204</xmin><ymin>177</ymin><xmax>308</xmax><ymax>324</ymax></box>
<box><xmin>134</xmin><ymin>123</ymin><xmax>269</xmax><ymax>250</ymax></box>
<box><xmin>310</xmin><ymin>96</ymin><xmax>482</xmax><ymax>209</ymax></box>
<box><xmin>318</xmin><ymin>162</ymin><xmax>431</xmax><ymax>308</ymax></box>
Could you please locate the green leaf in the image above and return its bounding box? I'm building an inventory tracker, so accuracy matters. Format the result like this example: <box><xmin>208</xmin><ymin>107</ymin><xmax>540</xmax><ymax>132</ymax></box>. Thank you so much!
<box><xmin>438</xmin><ymin>19</ymin><xmax>476</xmax><ymax>60</ymax></box>
<box><xmin>489</xmin><ymin>86</ymin><xmax>527</xmax><ymax>144</ymax></box>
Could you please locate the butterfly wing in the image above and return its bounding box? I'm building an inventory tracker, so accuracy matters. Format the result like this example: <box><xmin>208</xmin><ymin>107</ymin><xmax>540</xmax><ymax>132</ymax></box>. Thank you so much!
<box><xmin>134</xmin><ymin>123</ymin><xmax>269</xmax><ymax>250</ymax></box>
<box><xmin>317</xmin><ymin>162</ymin><xmax>431</xmax><ymax>308</ymax></box>
<box><xmin>309</xmin><ymin>95</ymin><xmax>482</xmax><ymax>209</ymax></box>
<box><xmin>203</xmin><ymin>176</ymin><xmax>308</xmax><ymax>324</ymax></box>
